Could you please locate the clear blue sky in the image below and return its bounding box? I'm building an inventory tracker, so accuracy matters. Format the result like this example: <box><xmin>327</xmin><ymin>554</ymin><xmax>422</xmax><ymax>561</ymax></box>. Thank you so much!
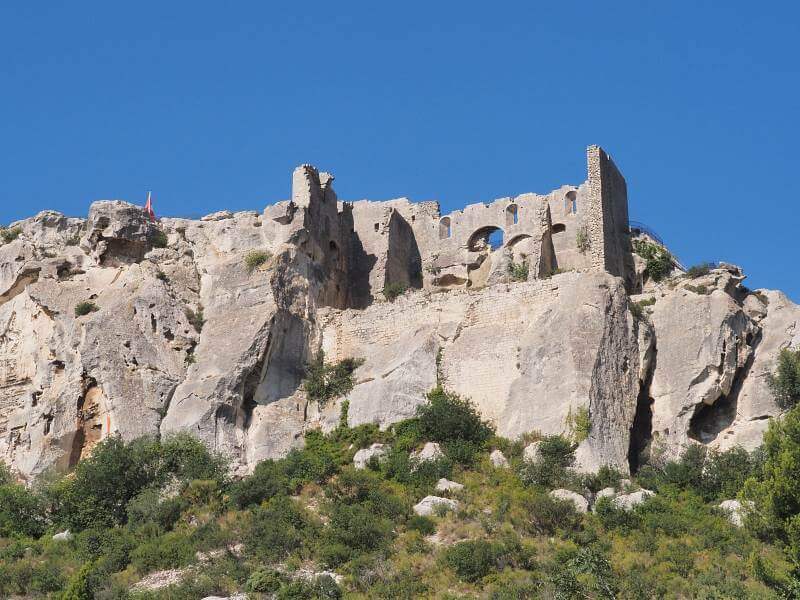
<box><xmin>2</xmin><ymin>2</ymin><xmax>797</xmax><ymax>300</ymax></box>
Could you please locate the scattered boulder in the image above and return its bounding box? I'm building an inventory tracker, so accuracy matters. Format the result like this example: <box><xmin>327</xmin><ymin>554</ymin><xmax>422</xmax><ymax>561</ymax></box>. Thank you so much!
<box><xmin>523</xmin><ymin>441</ymin><xmax>542</xmax><ymax>463</ymax></box>
<box><xmin>612</xmin><ymin>489</ymin><xmax>655</xmax><ymax>511</ymax></box>
<box><xmin>718</xmin><ymin>499</ymin><xmax>748</xmax><ymax>527</ymax></box>
<box><xmin>414</xmin><ymin>495</ymin><xmax>459</xmax><ymax>516</ymax></box>
<box><xmin>353</xmin><ymin>443</ymin><xmax>388</xmax><ymax>469</ymax></box>
<box><xmin>201</xmin><ymin>595</ymin><xmax>247</xmax><ymax>600</ymax></box>
<box><xmin>52</xmin><ymin>530</ymin><xmax>72</xmax><ymax>542</ymax></box>
<box><xmin>490</xmin><ymin>449</ymin><xmax>509</xmax><ymax>468</ymax></box>
<box><xmin>133</xmin><ymin>569</ymin><xmax>188</xmax><ymax>591</ymax></box>
<box><xmin>435</xmin><ymin>478</ymin><xmax>464</xmax><ymax>493</ymax></box>
<box><xmin>549</xmin><ymin>489</ymin><xmax>589</xmax><ymax>513</ymax></box>
<box><xmin>595</xmin><ymin>487</ymin><xmax>617</xmax><ymax>502</ymax></box>
<box><xmin>411</xmin><ymin>441</ymin><xmax>444</xmax><ymax>464</ymax></box>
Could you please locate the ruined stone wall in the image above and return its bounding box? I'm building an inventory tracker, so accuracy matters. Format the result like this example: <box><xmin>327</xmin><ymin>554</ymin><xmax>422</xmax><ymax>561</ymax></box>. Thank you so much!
<box><xmin>586</xmin><ymin>145</ymin><xmax>633</xmax><ymax>287</ymax></box>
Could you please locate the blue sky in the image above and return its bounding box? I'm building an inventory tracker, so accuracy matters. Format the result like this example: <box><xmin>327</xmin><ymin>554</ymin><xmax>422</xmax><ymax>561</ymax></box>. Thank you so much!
<box><xmin>1</xmin><ymin>1</ymin><xmax>797</xmax><ymax>300</ymax></box>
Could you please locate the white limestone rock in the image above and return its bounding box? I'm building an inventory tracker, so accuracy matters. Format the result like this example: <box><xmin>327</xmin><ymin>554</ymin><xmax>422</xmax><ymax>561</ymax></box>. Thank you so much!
<box><xmin>52</xmin><ymin>530</ymin><xmax>73</xmax><ymax>542</ymax></box>
<box><xmin>523</xmin><ymin>441</ymin><xmax>542</xmax><ymax>463</ymax></box>
<box><xmin>353</xmin><ymin>443</ymin><xmax>388</xmax><ymax>469</ymax></box>
<box><xmin>435</xmin><ymin>478</ymin><xmax>464</xmax><ymax>493</ymax></box>
<box><xmin>413</xmin><ymin>495</ymin><xmax>459</xmax><ymax>516</ymax></box>
<box><xmin>612</xmin><ymin>489</ymin><xmax>655</xmax><ymax>511</ymax></box>
<box><xmin>718</xmin><ymin>499</ymin><xmax>749</xmax><ymax>527</ymax></box>
<box><xmin>411</xmin><ymin>442</ymin><xmax>444</xmax><ymax>464</ymax></box>
<box><xmin>549</xmin><ymin>489</ymin><xmax>589</xmax><ymax>513</ymax></box>
<box><xmin>490</xmin><ymin>449</ymin><xmax>509</xmax><ymax>468</ymax></box>
<box><xmin>595</xmin><ymin>487</ymin><xmax>617</xmax><ymax>502</ymax></box>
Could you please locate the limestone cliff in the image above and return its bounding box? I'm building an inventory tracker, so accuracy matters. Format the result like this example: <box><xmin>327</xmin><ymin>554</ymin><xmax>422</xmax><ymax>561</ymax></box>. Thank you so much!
<box><xmin>0</xmin><ymin>149</ymin><xmax>796</xmax><ymax>480</ymax></box>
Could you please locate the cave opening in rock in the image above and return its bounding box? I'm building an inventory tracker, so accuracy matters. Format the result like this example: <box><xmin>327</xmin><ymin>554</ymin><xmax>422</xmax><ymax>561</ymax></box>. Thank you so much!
<box><xmin>628</xmin><ymin>387</ymin><xmax>654</xmax><ymax>474</ymax></box>
<box><xmin>688</xmin><ymin>395</ymin><xmax>736</xmax><ymax>444</ymax></box>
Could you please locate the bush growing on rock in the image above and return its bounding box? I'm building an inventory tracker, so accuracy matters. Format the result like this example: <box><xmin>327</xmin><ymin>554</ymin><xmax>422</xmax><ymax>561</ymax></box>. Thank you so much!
<box><xmin>632</xmin><ymin>238</ymin><xmax>673</xmax><ymax>282</ymax></box>
<box><xmin>519</xmin><ymin>434</ymin><xmax>575</xmax><ymax>489</ymax></box>
<box><xmin>150</xmin><ymin>229</ymin><xmax>168</xmax><ymax>248</ymax></box>
<box><xmin>382</xmin><ymin>281</ymin><xmax>408</xmax><ymax>301</ymax></box>
<box><xmin>303</xmin><ymin>350</ymin><xmax>364</xmax><ymax>405</ymax></box>
<box><xmin>416</xmin><ymin>387</ymin><xmax>493</xmax><ymax>465</ymax></box>
<box><xmin>0</xmin><ymin>226</ymin><xmax>22</xmax><ymax>245</ymax></box>
<box><xmin>244</xmin><ymin>249</ymin><xmax>271</xmax><ymax>272</ymax></box>
<box><xmin>508</xmin><ymin>261</ymin><xmax>529</xmax><ymax>281</ymax></box>
<box><xmin>768</xmin><ymin>348</ymin><xmax>800</xmax><ymax>409</ymax></box>
<box><xmin>74</xmin><ymin>301</ymin><xmax>98</xmax><ymax>317</ymax></box>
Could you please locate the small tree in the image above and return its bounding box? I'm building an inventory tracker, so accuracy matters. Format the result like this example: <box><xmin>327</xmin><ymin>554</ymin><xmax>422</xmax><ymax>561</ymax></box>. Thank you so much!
<box><xmin>576</xmin><ymin>227</ymin><xmax>590</xmax><ymax>254</ymax></box>
<box><xmin>303</xmin><ymin>350</ymin><xmax>363</xmax><ymax>405</ymax></box>
<box><xmin>768</xmin><ymin>348</ymin><xmax>800</xmax><ymax>409</ymax></box>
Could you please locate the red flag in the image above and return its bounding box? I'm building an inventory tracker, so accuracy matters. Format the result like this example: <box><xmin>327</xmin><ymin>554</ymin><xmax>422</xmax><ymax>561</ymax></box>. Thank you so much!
<box><xmin>144</xmin><ymin>191</ymin><xmax>156</xmax><ymax>222</ymax></box>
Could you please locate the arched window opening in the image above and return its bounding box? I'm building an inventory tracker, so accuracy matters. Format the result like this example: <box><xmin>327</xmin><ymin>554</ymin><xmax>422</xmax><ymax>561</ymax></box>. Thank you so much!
<box><xmin>506</xmin><ymin>204</ymin><xmax>519</xmax><ymax>227</ymax></box>
<box><xmin>565</xmin><ymin>191</ymin><xmax>577</xmax><ymax>215</ymax></box>
<box><xmin>552</xmin><ymin>223</ymin><xmax>566</xmax><ymax>234</ymax></box>
<box><xmin>468</xmin><ymin>226</ymin><xmax>504</xmax><ymax>251</ymax></box>
<box><xmin>374</xmin><ymin>222</ymin><xmax>380</xmax><ymax>232</ymax></box>
<box><xmin>439</xmin><ymin>217</ymin><xmax>452</xmax><ymax>239</ymax></box>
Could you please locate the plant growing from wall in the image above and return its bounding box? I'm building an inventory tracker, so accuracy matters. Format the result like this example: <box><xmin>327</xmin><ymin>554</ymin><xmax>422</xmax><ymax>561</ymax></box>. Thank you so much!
<box><xmin>382</xmin><ymin>282</ymin><xmax>408</xmax><ymax>302</ymax></box>
<box><xmin>686</xmin><ymin>262</ymin><xmax>715</xmax><ymax>278</ymax></box>
<box><xmin>576</xmin><ymin>227</ymin><xmax>590</xmax><ymax>254</ymax></box>
<box><xmin>632</xmin><ymin>239</ymin><xmax>673</xmax><ymax>282</ymax></box>
<box><xmin>768</xmin><ymin>348</ymin><xmax>800</xmax><ymax>410</ymax></box>
<box><xmin>245</xmin><ymin>250</ymin><xmax>272</xmax><ymax>273</ymax></box>
<box><xmin>508</xmin><ymin>261</ymin><xmax>529</xmax><ymax>282</ymax></box>
<box><xmin>74</xmin><ymin>301</ymin><xmax>98</xmax><ymax>317</ymax></box>
<box><xmin>185</xmin><ymin>306</ymin><xmax>205</xmax><ymax>333</ymax></box>
<box><xmin>150</xmin><ymin>229</ymin><xmax>168</xmax><ymax>249</ymax></box>
<box><xmin>0</xmin><ymin>226</ymin><xmax>21</xmax><ymax>245</ymax></box>
<box><xmin>566</xmin><ymin>405</ymin><xmax>591</xmax><ymax>443</ymax></box>
<box><xmin>303</xmin><ymin>350</ymin><xmax>364</xmax><ymax>406</ymax></box>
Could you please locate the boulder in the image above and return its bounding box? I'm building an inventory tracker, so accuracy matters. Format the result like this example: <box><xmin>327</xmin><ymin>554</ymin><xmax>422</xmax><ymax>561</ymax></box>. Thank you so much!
<box><xmin>411</xmin><ymin>441</ymin><xmax>444</xmax><ymax>464</ymax></box>
<box><xmin>595</xmin><ymin>487</ymin><xmax>617</xmax><ymax>502</ymax></box>
<box><xmin>490</xmin><ymin>449</ymin><xmax>509</xmax><ymax>468</ymax></box>
<box><xmin>413</xmin><ymin>495</ymin><xmax>459</xmax><ymax>516</ymax></box>
<box><xmin>353</xmin><ymin>443</ymin><xmax>388</xmax><ymax>469</ymax></box>
<box><xmin>718</xmin><ymin>499</ymin><xmax>748</xmax><ymax>527</ymax></box>
<box><xmin>549</xmin><ymin>489</ymin><xmax>589</xmax><ymax>513</ymax></box>
<box><xmin>52</xmin><ymin>530</ymin><xmax>73</xmax><ymax>542</ymax></box>
<box><xmin>523</xmin><ymin>441</ymin><xmax>542</xmax><ymax>463</ymax></box>
<box><xmin>435</xmin><ymin>478</ymin><xmax>464</xmax><ymax>493</ymax></box>
<box><xmin>612</xmin><ymin>489</ymin><xmax>655</xmax><ymax>511</ymax></box>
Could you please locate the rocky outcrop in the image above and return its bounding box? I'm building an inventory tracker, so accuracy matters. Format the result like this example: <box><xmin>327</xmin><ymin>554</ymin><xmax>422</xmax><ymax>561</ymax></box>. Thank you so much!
<box><xmin>1</xmin><ymin>157</ymin><xmax>797</xmax><ymax>482</ymax></box>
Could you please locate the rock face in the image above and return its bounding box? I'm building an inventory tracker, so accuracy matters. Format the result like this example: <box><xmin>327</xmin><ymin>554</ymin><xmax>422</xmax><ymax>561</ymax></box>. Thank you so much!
<box><xmin>0</xmin><ymin>147</ymin><xmax>797</xmax><ymax>482</ymax></box>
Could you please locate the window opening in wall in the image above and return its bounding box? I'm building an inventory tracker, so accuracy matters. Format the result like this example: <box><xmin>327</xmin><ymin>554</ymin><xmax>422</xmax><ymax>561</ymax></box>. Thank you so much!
<box><xmin>374</xmin><ymin>223</ymin><xmax>379</xmax><ymax>232</ymax></box>
<box><xmin>566</xmin><ymin>191</ymin><xmax>577</xmax><ymax>215</ymax></box>
<box><xmin>552</xmin><ymin>223</ymin><xmax>566</xmax><ymax>234</ymax></box>
<box><xmin>439</xmin><ymin>217</ymin><xmax>452</xmax><ymax>239</ymax></box>
<box><xmin>506</xmin><ymin>204</ymin><xmax>519</xmax><ymax>227</ymax></box>
<box><xmin>468</xmin><ymin>226</ymin><xmax>504</xmax><ymax>251</ymax></box>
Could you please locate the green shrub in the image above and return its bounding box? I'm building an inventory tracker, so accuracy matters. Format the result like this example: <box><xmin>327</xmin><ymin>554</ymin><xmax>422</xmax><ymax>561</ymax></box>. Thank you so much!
<box><xmin>65</xmin><ymin>232</ymin><xmax>81</xmax><ymax>246</ymax></box>
<box><xmin>522</xmin><ymin>491</ymin><xmax>582</xmax><ymax>535</ymax></box>
<box><xmin>74</xmin><ymin>301</ymin><xmax>98</xmax><ymax>317</ymax></box>
<box><xmin>246</xmin><ymin>568</ymin><xmax>287</xmax><ymax>593</ymax></box>
<box><xmin>768</xmin><ymin>348</ymin><xmax>800</xmax><ymax>409</ymax></box>
<box><xmin>303</xmin><ymin>350</ymin><xmax>363</xmax><ymax>405</ymax></box>
<box><xmin>244</xmin><ymin>250</ymin><xmax>271</xmax><ymax>272</ymax></box>
<box><xmin>276</xmin><ymin>575</ymin><xmax>342</xmax><ymax>599</ymax></box>
<box><xmin>185</xmin><ymin>306</ymin><xmax>205</xmax><ymax>333</ymax></box>
<box><xmin>61</xmin><ymin>562</ymin><xmax>94</xmax><ymax>600</ymax></box>
<box><xmin>443</xmin><ymin>539</ymin><xmax>504</xmax><ymax>583</ymax></box>
<box><xmin>407</xmin><ymin>515</ymin><xmax>436</xmax><ymax>535</ymax></box>
<box><xmin>130</xmin><ymin>530</ymin><xmax>195</xmax><ymax>572</ymax></box>
<box><xmin>383</xmin><ymin>281</ymin><xmax>408</xmax><ymax>302</ymax></box>
<box><xmin>0</xmin><ymin>226</ymin><xmax>22</xmax><ymax>245</ymax></box>
<box><xmin>0</xmin><ymin>483</ymin><xmax>46</xmax><ymax>537</ymax></box>
<box><xmin>576</xmin><ymin>227</ymin><xmax>590</xmax><ymax>254</ymax></box>
<box><xmin>150</xmin><ymin>229</ymin><xmax>168</xmax><ymax>248</ymax></box>
<box><xmin>245</xmin><ymin>496</ymin><xmax>316</xmax><ymax>562</ymax></box>
<box><xmin>686</xmin><ymin>263</ymin><xmax>714</xmax><ymax>278</ymax></box>
<box><xmin>321</xmin><ymin>503</ymin><xmax>394</xmax><ymax>565</ymax></box>
<box><xmin>126</xmin><ymin>488</ymin><xmax>185</xmax><ymax>531</ymax></box>
<box><xmin>566</xmin><ymin>405</ymin><xmax>590</xmax><ymax>443</ymax></box>
<box><xmin>156</xmin><ymin>270</ymin><xmax>169</xmax><ymax>282</ymax></box>
<box><xmin>632</xmin><ymin>239</ymin><xmax>673</xmax><ymax>282</ymax></box>
<box><xmin>684</xmin><ymin>283</ymin><xmax>709</xmax><ymax>295</ymax></box>
<box><xmin>416</xmin><ymin>387</ymin><xmax>493</xmax><ymax>452</ymax></box>
<box><xmin>508</xmin><ymin>261</ymin><xmax>529</xmax><ymax>282</ymax></box>
<box><xmin>519</xmin><ymin>435</ymin><xmax>575</xmax><ymax>489</ymax></box>
<box><xmin>229</xmin><ymin>459</ymin><xmax>290</xmax><ymax>508</ymax></box>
